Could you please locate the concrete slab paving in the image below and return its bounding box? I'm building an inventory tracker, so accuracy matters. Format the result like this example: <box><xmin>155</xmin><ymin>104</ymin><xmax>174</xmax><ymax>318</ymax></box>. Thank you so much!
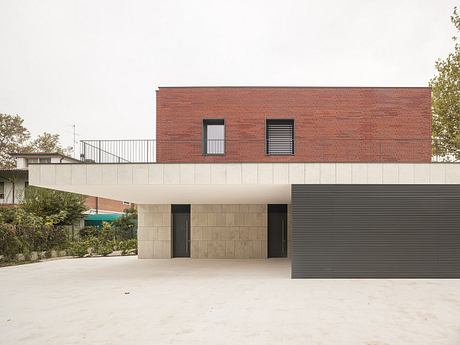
<box><xmin>0</xmin><ymin>256</ymin><xmax>460</xmax><ymax>345</ymax></box>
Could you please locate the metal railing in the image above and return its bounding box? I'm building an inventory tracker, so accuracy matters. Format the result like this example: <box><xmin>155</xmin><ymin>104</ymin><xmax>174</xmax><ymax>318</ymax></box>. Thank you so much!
<box><xmin>204</xmin><ymin>139</ymin><xmax>225</xmax><ymax>155</ymax></box>
<box><xmin>79</xmin><ymin>138</ymin><xmax>460</xmax><ymax>163</ymax></box>
<box><xmin>80</xmin><ymin>140</ymin><xmax>155</xmax><ymax>163</ymax></box>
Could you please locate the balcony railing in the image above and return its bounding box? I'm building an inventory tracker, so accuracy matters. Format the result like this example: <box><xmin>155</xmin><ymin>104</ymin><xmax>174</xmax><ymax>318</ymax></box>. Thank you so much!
<box><xmin>204</xmin><ymin>139</ymin><xmax>225</xmax><ymax>155</ymax></box>
<box><xmin>80</xmin><ymin>140</ymin><xmax>156</xmax><ymax>163</ymax></box>
<box><xmin>79</xmin><ymin>139</ymin><xmax>460</xmax><ymax>163</ymax></box>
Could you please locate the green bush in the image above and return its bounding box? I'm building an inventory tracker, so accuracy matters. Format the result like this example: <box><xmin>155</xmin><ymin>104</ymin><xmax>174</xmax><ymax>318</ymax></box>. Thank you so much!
<box><xmin>78</xmin><ymin>226</ymin><xmax>100</xmax><ymax>239</ymax></box>
<box><xmin>0</xmin><ymin>208</ymin><xmax>138</xmax><ymax>263</ymax></box>
<box><xmin>16</xmin><ymin>225</ymin><xmax>68</xmax><ymax>252</ymax></box>
<box><xmin>118</xmin><ymin>239</ymin><xmax>138</xmax><ymax>255</ymax></box>
<box><xmin>112</xmin><ymin>207</ymin><xmax>137</xmax><ymax>240</ymax></box>
<box><xmin>0</xmin><ymin>223</ymin><xmax>68</xmax><ymax>261</ymax></box>
<box><xmin>95</xmin><ymin>239</ymin><xmax>114</xmax><ymax>257</ymax></box>
<box><xmin>23</xmin><ymin>186</ymin><xmax>87</xmax><ymax>226</ymax></box>
<box><xmin>69</xmin><ymin>240</ymin><xmax>89</xmax><ymax>258</ymax></box>
<box><xmin>0</xmin><ymin>224</ymin><xmax>25</xmax><ymax>260</ymax></box>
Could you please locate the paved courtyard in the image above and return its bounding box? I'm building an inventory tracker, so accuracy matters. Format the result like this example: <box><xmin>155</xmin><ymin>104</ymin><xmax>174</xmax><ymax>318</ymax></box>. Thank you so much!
<box><xmin>1</xmin><ymin>256</ymin><xmax>460</xmax><ymax>345</ymax></box>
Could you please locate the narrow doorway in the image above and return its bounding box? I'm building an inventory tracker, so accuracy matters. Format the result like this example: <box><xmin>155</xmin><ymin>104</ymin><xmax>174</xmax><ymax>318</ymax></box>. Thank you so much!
<box><xmin>268</xmin><ymin>204</ymin><xmax>288</xmax><ymax>258</ymax></box>
<box><xmin>172</xmin><ymin>204</ymin><xmax>191</xmax><ymax>258</ymax></box>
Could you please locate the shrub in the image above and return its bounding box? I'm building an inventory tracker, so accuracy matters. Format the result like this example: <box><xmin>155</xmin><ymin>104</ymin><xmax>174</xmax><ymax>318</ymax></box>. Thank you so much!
<box><xmin>96</xmin><ymin>240</ymin><xmax>114</xmax><ymax>257</ymax></box>
<box><xmin>22</xmin><ymin>186</ymin><xmax>87</xmax><ymax>226</ymax></box>
<box><xmin>0</xmin><ymin>208</ymin><xmax>136</xmax><ymax>262</ymax></box>
<box><xmin>68</xmin><ymin>240</ymin><xmax>89</xmax><ymax>258</ymax></box>
<box><xmin>112</xmin><ymin>207</ymin><xmax>137</xmax><ymax>240</ymax></box>
<box><xmin>0</xmin><ymin>224</ymin><xmax>25</xmax><ymax>260</ymax></box>
<box><xmin>14</xmin><ymin>225</ymin><xmax>68</xmax><ymax>252</ymax></box>
<box><xmin>0</xmin><ymin>224</ymin><xmax>68</xmax><ymax>261</ymax></box>
<box><xmin>99</xmin><ymin>222</ymin><xmax>114</xmax><ymax>242</ymax></box>
<box><xmin>78</xmin><ymin>226</ymin><xmax>100</xmax><ymax>239</ymax></box>
<box><xmin>118</xmin><ymin>239</ymin><xmax>138</xmax><ymax>255</ymax></box>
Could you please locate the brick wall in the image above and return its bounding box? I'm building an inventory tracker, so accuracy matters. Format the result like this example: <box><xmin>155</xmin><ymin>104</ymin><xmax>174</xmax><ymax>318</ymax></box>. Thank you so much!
<box><xmin>156</xmin><ymin>87</ymin><xmax>432</xmax><ymax>163</ymax></box>
<box><xmin>84</xmin><ymin>197</ymin><xmax>131</xmax><ymax>213</ymax></box>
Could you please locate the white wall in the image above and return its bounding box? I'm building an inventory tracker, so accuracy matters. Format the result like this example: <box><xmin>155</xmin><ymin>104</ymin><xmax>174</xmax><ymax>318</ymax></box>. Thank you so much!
<box><xmin>16</xmin><ymin>157</ymin><xmax>27</xmax><ymax>169</ymax></box>
<box><xmin>0</xmin><ymin>175</ymin><xmax>27</xmax><ymax>204</ymax></box>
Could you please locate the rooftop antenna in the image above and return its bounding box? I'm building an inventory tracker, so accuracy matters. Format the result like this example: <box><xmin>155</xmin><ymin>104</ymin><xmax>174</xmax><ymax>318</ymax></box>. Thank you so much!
<box><xmin>73</xmin><ymin>124</ymin><xmax>76</xmax><ymax>158</ymax></box>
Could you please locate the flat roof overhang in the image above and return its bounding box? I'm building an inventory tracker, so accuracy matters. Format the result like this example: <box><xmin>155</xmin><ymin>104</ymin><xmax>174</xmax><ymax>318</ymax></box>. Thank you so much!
<box><xmin>29</xmin><ymin>163</ymin><xmax>460</xmax><ymax>205</ymax></box>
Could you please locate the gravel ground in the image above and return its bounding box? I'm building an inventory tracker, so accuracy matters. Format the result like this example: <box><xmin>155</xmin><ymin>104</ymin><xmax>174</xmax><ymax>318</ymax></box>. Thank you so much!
<box><xmin>1</xmin><ymin>256</ymin><xmax>460</xmax><ymax>345</ymax></box>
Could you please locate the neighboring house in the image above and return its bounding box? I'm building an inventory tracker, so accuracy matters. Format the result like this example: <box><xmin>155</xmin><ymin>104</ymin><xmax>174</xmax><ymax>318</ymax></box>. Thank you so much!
<box><xmin>0</xmin><ymin>152</ymin><xmax>76</xmax><ymax>206</ymax></box>
<box><xmin>1</xmin><ymin>152</ymin><xmax>131</xmax><ymax>214</ymax></box>
<box><xmin>84</xmin><ymin>196</ymin><xmax>131</xmax><ymax>215</ymax></box>
<box><xmin>29</xmin><ymin>87</ymin><xmax>460</xmax><ymax>278</ymax></box>
<box><xmin>0</xmin><ymin>168</ymin><xmax>28</xmax><ymax>206</ymax></box>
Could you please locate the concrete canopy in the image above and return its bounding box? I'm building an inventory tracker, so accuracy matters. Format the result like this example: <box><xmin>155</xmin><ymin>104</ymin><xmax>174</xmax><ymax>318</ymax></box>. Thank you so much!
<box><xmin>39</xmin><ymin>183</ymin><xmax>291</xmax><ymax>204</ymax></box>
<box><xmin>29</xmin><ymin>162</ymin><xmax>460</xmax><ymax>204</ymax></box>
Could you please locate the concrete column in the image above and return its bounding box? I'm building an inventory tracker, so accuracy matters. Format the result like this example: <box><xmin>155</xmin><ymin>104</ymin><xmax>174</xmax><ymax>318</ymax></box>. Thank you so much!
<box><xmin>138</xmin><ymin>204</ymin><xmax>171</xmax><ymax>259</ymax></box>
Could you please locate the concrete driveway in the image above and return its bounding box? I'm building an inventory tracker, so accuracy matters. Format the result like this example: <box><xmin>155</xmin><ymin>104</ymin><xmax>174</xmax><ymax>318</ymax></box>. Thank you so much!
<box><xmin>1</xmin><ymin>257</ymin><xmax>459</xmax><ymax>345</ymax></box>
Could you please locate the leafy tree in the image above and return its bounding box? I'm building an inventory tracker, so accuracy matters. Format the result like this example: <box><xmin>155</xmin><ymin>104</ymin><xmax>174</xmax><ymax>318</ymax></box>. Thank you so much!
<box><xmin>430</xmin><ymin>7</ymin><xmax>460</xmax><ymax>161</ymax></box>
<box><xmin>112</xmin><ymin>207</ymin><xmax>137</xmax><ymax>240</ymax></box>
<box><xmin>22</xmin><ymin>186</ymin><xmax>87</xmax><ymax>226</ymax></box>
<box><xmin>0</xmin><ymin>207</ymin><xmax>44</xmax><ymax>227</ymax></box>
<box><xmin>0</xmin><ymin>114</ymin><xmax>31</xmax><ymax>168</ymax></box>
<box><xmin>0</xmin><ymin>114</ymin><xmax>71</xmax><ymax>167</ymax></box>
<box><xmin>31</xmin><ymin>132</ymin><xmax>70</xmax><ymax>155</ymax></box>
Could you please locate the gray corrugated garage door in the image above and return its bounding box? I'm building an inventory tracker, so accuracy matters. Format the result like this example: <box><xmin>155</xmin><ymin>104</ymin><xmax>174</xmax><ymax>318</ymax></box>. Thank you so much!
<box><xmin>292</xmin><ymin>185</ymin><xmax>460</xmax><ymax>278</ymax></box>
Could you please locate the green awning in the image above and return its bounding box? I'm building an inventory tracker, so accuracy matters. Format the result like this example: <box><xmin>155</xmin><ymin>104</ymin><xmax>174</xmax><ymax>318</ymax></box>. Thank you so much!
<box><xmin>84</xmin><ymin>213</ymin><xmax>123</xmax><ymax>222</ymax></box>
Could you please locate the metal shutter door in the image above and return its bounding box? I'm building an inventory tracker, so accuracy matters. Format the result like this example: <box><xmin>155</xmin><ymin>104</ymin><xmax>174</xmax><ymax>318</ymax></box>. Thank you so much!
<box><xmin>292</xmin><ymin>184</ymin><xmax>460</xmax><ymax>278</ymax></box>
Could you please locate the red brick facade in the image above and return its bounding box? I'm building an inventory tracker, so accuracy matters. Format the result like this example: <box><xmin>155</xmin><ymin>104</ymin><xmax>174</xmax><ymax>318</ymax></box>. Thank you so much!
<box><xmin>156</xmin><ymin>87</ymin><xmax>432</xmax><ymax>163</ymax></box>
<box><xmin>84</xmin><ymin>197</ymin><xmax>131</xmax><ymax>213</ymax></box>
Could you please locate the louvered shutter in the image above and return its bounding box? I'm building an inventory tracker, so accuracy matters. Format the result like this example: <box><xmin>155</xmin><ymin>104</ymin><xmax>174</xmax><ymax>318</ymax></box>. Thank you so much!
<box><xmin>266</xmin><ymin>120</ymin><xmax>294</xmax><ymax>155</ymax></box>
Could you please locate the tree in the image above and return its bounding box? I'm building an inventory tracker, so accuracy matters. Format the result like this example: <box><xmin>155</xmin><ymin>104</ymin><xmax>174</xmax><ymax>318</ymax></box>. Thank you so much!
<box><xmin>430</xmin><ymin>7</ymin><xmax>460</xmax><ymax>161</ymax></box>
<box><xmin>22</xmin><ymin>186</ymin><xmax>87</xmax><ymax>226</ymax></box>
<box><xmin>0</xmin><ymin>114</ymin><xmax>31</xmax><ymax>168</ymax></box>
<box><xmin>31</xmin><ymin>132</ymin><xmax>68</xmax><ymax>155</ymax></box>
<box><xmin>0</xmin><ymin>114</ymin><xmax>72</xmax><ymax>167</ymax></box>
<box><xmin>112</xmin><ymin>207</ymin><xmax>137</xmax><ymax>240</ymax></box>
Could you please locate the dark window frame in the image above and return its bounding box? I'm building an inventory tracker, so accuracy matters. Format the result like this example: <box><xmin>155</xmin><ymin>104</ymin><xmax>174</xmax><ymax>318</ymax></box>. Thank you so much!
<box><xmin>202</xmin><ymin>119</ymin><xmax>226</xmax><ymax>155</ymax></box>
<box><xmin>25</xmin><ymin>158</ymin><xmax>39</xmax><ymax>167</ymax></box>
<box><xmin>0</xmin><ymin>181</ymin><xmax>4</xmax><ymax>199</ymax></box>
<box><xmin>265</xmin><ymin>118</ymin><xmax>295</xmax><ymax>155</ymax></box>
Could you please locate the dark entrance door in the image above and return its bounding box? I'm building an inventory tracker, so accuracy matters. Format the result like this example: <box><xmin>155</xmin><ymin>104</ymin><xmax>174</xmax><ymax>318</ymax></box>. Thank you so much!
<box><xmin>172</xmin><ymin>204</ymin><xmax>190</xmax><ymax>258</ymax></box>
<box><xmin>268</xmin><ymin>204</ymin><xmax>288</xmax><ymax>258</ymax></box>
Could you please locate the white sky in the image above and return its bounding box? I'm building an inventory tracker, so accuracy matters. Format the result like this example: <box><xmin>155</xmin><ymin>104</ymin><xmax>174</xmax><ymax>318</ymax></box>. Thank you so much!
<box><xmin>0</xmin><ymin>0</ymin><xmax>458</xmax><ymax>154</ymax></box>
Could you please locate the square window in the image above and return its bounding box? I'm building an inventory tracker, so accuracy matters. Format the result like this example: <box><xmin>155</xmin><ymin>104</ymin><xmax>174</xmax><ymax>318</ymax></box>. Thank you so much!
<box><xmin>25</xmin><ymin>158</ymin><xmax>38</xmax><ymax>167</ymax></box>
<box><xmin>266</xmin><ymin>119</ymin><xmax>294</xmax><ymax>155</ymax></box>
<box><xmin>203</xmin><ymin>119</ymin><xmax>225</xmax><ymax>155</ymax></box>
